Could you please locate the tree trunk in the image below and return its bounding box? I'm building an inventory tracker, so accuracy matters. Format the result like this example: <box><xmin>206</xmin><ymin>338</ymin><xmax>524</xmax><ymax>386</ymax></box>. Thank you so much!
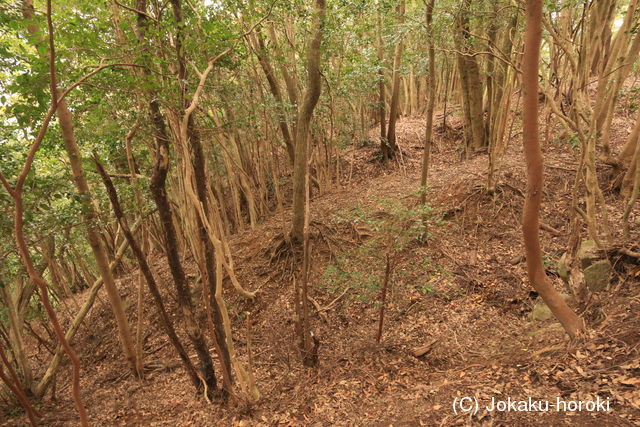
<box><xmin>93</xmin><ymin>158</ymin><xmax>202</xmax><ymax>389</ymax></box>
<box><xmin>456</xmin><ymin>50</ymin><xmax>473</xmax><ymax>157</ymax></box>
<box><xmin>384</xmin><ymin>0</ymin><xmax>406</xmax><ymax>161</ymax></box>
<box><xmin>456</xmin><ymin>0</ymin><xmax>485</xmax><ymax>152</ymax></box>
<box><xmin>0</xmin><ymin>344</ymin><xmax>40</xmax><ymax>426</ymax></box>
<box><xmin>23</xmin><ymin>0</ymin><xmax>138</xmax><ymax>374</ymax></box>
<box><xmin>622</xmin><ymin>126</ymin><xmax>640</xmax><ymax>236</ymax></box>
<box><xmin>136</xmin><ymin>0</ymin><xmax>218</xmax><ymax>396</ymax></box>
<box><xmin>377</xmin><ymin>6</ymin><xmax>387</xmax><ymax>150</ymax></box>
<box><xmin>521</xmin><ymin>0</ymin><xmax>584</xmax><ymax>339</ymax></box>
<box><xmin>0</xmin><ymin>286</ymin><xmax>33</xmax><ymax>391</ymax></box>
<box><xmin>187</xmin><ymin>115</ymin><xmax>234</xmax><ymax>394</ymax></box>
<box><xmin>290</xmin><ymin>0</ymin><xmax>326</xmax><ymax>243</ymax></box>
<box><xmin>250</xmin><ymin>31</ymin><xmax>296</xmax><ymax>163</ymax></box>
<box><xmin>420</xmin><ymin>0</ymin><xmax>436</xmax><ymax>208</ymax></box>
<box><xmin>35</xmin><ymin>219</ymin><xmax>140</xmax><ymax>398</ymax></box>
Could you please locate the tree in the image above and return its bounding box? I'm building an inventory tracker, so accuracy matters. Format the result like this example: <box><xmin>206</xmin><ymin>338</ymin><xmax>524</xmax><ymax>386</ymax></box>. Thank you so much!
<box><xmin>455</xmin><ymin>0</ymin><xmax>485</xmax><ymax>155</ymax></box>
<box><xmin>1</xmin><ymin>1</ymin><xmax>93</xmax><ymax>422</ymax></box>
<box><xmin>521</xmin><ymin>0</ymin><xmax>584</xmax><ymax>339</ymax></box>
<box><xmin>290</xmin><ymin>0</ymin><xmax>327</xmax><ymax>243</ymax></box>
<box><xmin>22</xmin><ymin>0</ymin><xmax>138</xmax><ymax>374</ymax></box>
<box><xmin>384</xmin><ymin>0</ymin><xmax>405</xmax><ymax>162</ymax></box>
<box><xmin>133</xmin><ymin>0</ymin><xmax>219</xmax><ymax>397</ymax></box>
<box><xmin>420</xmin><ymin>0</ymin><xmax>436</xmax><ymax>208</ymax></box>
<box><xmin>377</xmin><ymin>4</ymin><xmax>387</xmax><ymax>156</ymax></box>
<box><xmin>93</xmin><ymin>156</ymin><xmax>201</xmax><ymax>389</ymax></box>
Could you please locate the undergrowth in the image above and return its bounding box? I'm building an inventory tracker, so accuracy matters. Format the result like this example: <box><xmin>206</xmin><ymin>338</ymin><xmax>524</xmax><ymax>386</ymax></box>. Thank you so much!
<box><xmin>320</xmin><ymin>193</ymin><xmax>450</xmax><ymax>304</ymax></box>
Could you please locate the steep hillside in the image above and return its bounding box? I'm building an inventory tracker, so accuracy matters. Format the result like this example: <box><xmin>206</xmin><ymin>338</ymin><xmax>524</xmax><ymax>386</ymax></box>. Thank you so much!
<box><xmin>4</xmin><ymin>112</ymin><xmax>639</xmax><ymax>426</ymax></box>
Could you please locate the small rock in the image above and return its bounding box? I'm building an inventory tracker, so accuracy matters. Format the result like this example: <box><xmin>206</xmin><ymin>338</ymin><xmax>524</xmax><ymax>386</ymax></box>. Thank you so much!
<box><xmin>557</xmin><ymin>252</ymin><xmax>569</xmax><ymax>282</ymax></box>
<box><xmin>529</xmin><ymin>293</ymin><xmax>572</xmax><ymax>321</ymax></box>
<box><xmin>583</xmin><ymin>259</ymin><xmax>612</xmax><ymax>292</ymax></box>
<box><xmin>509</xmin><ymin>255</ymin><xmax>525</xmax><ymax>265</ymax></box>
<box><xmin>530</xmin><ymin>300</ymin><xmax>552</xmax><ymax>321</ymax></box>
<box><xmin>577</xmin><ymin>239</ymin><xmax>598</xmax><ymax>269</ymax></box>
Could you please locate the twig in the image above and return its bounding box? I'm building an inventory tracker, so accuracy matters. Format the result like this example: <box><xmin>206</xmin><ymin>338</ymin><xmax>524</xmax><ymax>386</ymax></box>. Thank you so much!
<box><xmin>322</xmin><ymin>286</ymin><xmax>351</xmax><ymax>311</ymax></box>
<box><xmin>113</xmin><ymin>0</ymin><xmax>159</xmax><ymax>23</ymax></box>
<box><xmin>618</xmin><ymin>248</ymin><xmax>640</xmax><ymax>259</ymax></box>
<box><xmin>540</xmin><ymin>222</ymin><xmax>562</xmax><ymax>236</ymax></box>
<box><xmin>307</xmin><ymin>296</ymin><xmax>328</xmax><ymax>323</ymax></box>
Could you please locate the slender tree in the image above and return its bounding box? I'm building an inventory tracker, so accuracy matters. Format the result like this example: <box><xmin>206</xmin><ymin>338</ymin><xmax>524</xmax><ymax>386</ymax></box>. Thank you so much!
<box><xmin>133</xmin><ymin>0</ymin><xmax>219</xmax><ymax>396</ymax></box>
<box><xmin>377</xmin><ymin>4</ymin><xmax>387</xmax><ymax>154</ymax></box>
<box><xmin>22</xmin><ymin>0</ymin><xmax>138</xmax><ymax>374</ymax></box>
<box><xmin>1</xmin><ymin>1</ymin><xmax>91</xmax><ymax>422</ymax></box>
<box><xmin>291</xmin><ymin>0</ymin><xmax>327</xmax><ymax>243</ymax></box>
<box><xmin>93</xmin><ymin>157</ymin><xmax>201</xmax><ymax>388</ymax></box>
<box><xmin>420</xmin><ymin>0</ymin><xmax>436</xmax><ymax>208</ymax></box>
<box><xmin>521</xmin><ymin>0</ymin><xmax>584</xmax><ymax>338</ymax></box>
<box><xmin>384</xmin><ymin>0</ymin><xmax>406</xmax><ymax>161</ymax></box>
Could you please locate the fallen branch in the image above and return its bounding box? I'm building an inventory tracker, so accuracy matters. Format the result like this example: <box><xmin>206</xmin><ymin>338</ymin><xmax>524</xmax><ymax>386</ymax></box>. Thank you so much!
<box><xmin>322</xmin><ymin>286</ymin><xmax>351</xmax><ymax>311</ymax></box>
<box><xmin>597</xmin><ymin>246</ymin><xmax>640</xmax><ymax>260</ymax></box>
<box><xmin>619</xmin><ymin>248</ymin><xmax>640</xmax><ymax>259</ymax></box>
<box><xmin>412</xmin><ymin>338</ymin><xmax>439</xmax><ymax>358</ymax></box>
<box><xmin>307</xmin><ymin>296</ymin><xmax>328</xmax><ymax>323</ymax></box>
<box><xmin>540</xmin><ymin>222</ymin><xmax>562</xmax><ymax>236</ymax></box>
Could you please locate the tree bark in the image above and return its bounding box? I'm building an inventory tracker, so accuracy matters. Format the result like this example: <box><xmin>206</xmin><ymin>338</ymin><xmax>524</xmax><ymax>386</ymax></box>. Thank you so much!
<box><xmin>2</xmin><ymin>3</ymin><xmax>90</xmax><ymax>423</ymax></box>
<box><xmin>456</xmin><ymin>0</ymin><xmax>485</xmax><ymax>152</ymax></box>
<box><xmin>290</xmin><ymin>0</ymin><xmax>326</xmax><ymax>243</ymax></box>
<box><xmin>521</xmin><ymin>0</ymin><xmax>584</xmax><ymax>339</ymax></box>
<box><xmin>35</xmin><ymin>218</ymin><xmax>141</xmax><ymax>398</ymax></box>
<box><xmin>23</xmin><ymin>0</ymin><xmax>138</xmax><ymax>374</ymax></box>
<box><xmin>186</xmin><ymin>115</ymin><xmax>234</xmax><ymax>394</ymax></box>
<box><xmin>250</xmin><ymin>31</ymin><xmax>296</xmax><ymax>163</ymax></box>
<box><xmin>420</xmin><ymin>0</ymin><xmax>436</xmax><ymax>208</ymax></box>
<box><xmin>94</xmin><ymin>158</ymin><xmax>201</xmax><ymax>388</ymax></box>
<box><xmin>384</xmin><ymin>0</ymin><xmax>406</xmax><ymax>161</ymax></box>
<box><xmin>136</xmin><ymin>0</ymin><xmax>218</xmax><ymax>396</ymax></box>
<box><xmin>0</xmin><ymin>344</ymin><xmax>40</xmax><ymax>426</ymax></box>
<box><xmin>377</xmin><ymin>6</ymin><xmax>387</xmax><ymax>151</ymax></box>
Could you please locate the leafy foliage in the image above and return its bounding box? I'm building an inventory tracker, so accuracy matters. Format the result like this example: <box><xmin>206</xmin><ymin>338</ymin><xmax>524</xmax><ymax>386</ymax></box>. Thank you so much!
<box><xmin>322</xmin><ymin>196</ymin><xmax>439</xmax><ymax>304</ymax></box>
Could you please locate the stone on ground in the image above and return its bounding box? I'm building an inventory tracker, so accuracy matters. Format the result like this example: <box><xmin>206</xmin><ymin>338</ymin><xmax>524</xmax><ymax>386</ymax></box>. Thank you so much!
<box><xmin>583</xmin><ymin>259</ymin><xmax>613</xmax><ymax>292</ymax></box>
<box><xmin>529</xmin><ymin>293</ymin><xmax>572</xmax><ymax>322</ymax></box>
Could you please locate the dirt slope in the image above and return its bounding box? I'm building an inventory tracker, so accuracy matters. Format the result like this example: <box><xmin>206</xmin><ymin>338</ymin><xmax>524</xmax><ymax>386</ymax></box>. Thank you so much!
<box><xmin>3</xmin><ymin>114</ymin><xmax>639</xmax><ymax>426</ymax></box>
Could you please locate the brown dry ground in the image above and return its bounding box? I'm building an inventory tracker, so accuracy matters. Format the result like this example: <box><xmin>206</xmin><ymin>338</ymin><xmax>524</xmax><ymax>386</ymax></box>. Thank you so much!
<box><xmin>3</xmin><ymin>106</ymin><xmax>640</xmax><ymax>426</ymax></box>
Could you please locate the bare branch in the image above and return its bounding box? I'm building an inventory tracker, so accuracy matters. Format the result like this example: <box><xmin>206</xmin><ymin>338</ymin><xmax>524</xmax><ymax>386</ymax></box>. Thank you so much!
<box><xmin>113</xmin><ymin>0</ymin><xmax>159</xmax><ymax>23</ymax></box>
<box><xmin>0</xmin><ymin>171</ymin><xmax>15</xmax><ymax>197</ymax></box>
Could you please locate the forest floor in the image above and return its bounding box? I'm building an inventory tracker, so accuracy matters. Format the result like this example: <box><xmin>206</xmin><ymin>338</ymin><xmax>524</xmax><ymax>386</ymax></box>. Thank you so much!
<box><xmin>3</xmin><ymin>107</ymin><xmax>640</xmax><ymax>426</ymax></box>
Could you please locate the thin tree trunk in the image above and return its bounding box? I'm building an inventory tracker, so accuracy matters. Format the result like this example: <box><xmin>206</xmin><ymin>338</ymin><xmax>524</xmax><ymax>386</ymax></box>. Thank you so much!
<box><xmin>456</xmin><ymin>49</ymin><xmax>473</xmax><ymax>158</ymax></box>
<box><xmin>250</xmin><ymin>31</ymin><xmax>296</xmax><ymax>163</ymax></box>
<box><xmin>186</xmin><ymin>116</ymin><xmax>233</xmax><ymax>395</ymax></box>
<box><xmin>0</xmin><ymin>344</ymin><xmax>40</xmax><ymax>426</ymax></box>
<box><xmin>385</xmin><ymin>0</ymin><xmax>406</xmax><ymax>161</ymax></box>
<box><xmin>290</xmin><ymin>0</ymin><xmax>326</xmax><ymax>242</ymax></box>
<box><xmin>484</xmin><ymin>4</ymin><xmax>498</xmax><ymax>145</ymax></box>
<box><xmin>136</xmin><ymin>0</ymin><xmax>218</xmax><ymax>396</ymax></box>
<box><xmin>521</xmin><ymin>0</ymin><xmax>584</xmax><ymax>339</ymax></box>
<box><xmin>35</xmin><ymin>218</ymin><xmax>141</xmax><ymax>398</ymax></box>
<box><xmin>376</xmin><ymin>254</ymin><xmax>392</xmax><ymax>343</ymax></box>
<box><xmin>420</xmin><ymin>0</ymin><xmax>436</xmax><ymax>209</ymax></box>
<box><xmin>1</xmin><ymin>5</ymin><xmax>103</xmax><ymax>424</ymax></box>
<box><xmin>622</xmin><ymin>127</ymin><xmax>640</xmax><ymax>236</ymax></box>
<box><xmin>23</xmin><ymin>0</ymin><xmax>138</xmax><ymax>374</ymax></box>
<box><xmin>93</xmin><ymin>158</ymin><xmax>202</xmax><ymax>389</ymax></box>
<box><xmin>377</xmin><ymin>6</ymin><xmax>387</xmax><ymax>150</ymax></box>
<box><xmin>0</xmin><ymin>287</ymin><xmax>32</xmax><ymax>391</ymax></box>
